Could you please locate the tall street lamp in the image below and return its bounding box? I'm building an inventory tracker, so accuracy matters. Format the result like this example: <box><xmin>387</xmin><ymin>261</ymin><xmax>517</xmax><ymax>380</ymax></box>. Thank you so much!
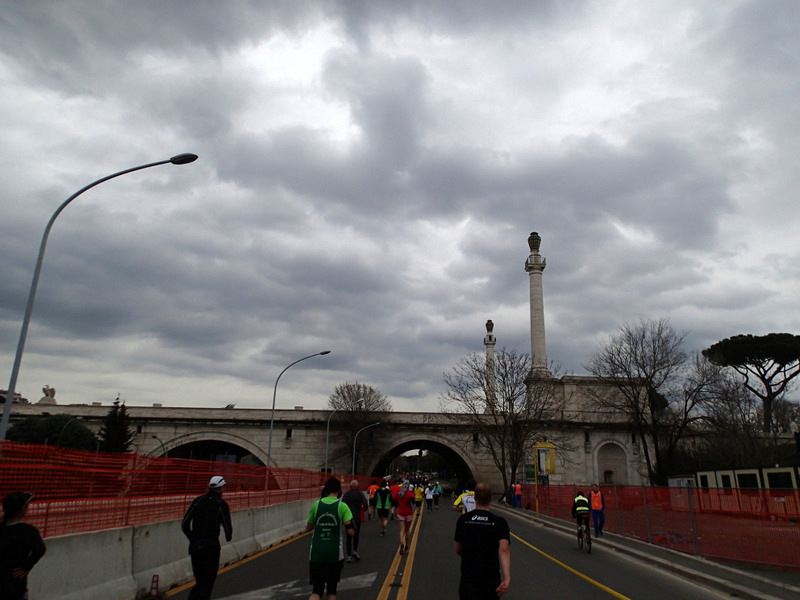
<box><xmin>324</xmin><ymin>408</ymin><xmax>338</xmax><ymax>474</ymax></box>
<box><xmin>352</xmin><ymin>422</ymin><xmax>380</xmax><ymax>476</ymax></box>
<box><xmin>0</xmin><ymin>154</ymin><xmax>199</xmax><ymax>442</ymax></box>
<box><xmin>266</xmin><ymin>350</ymin><xmax>331</xmax><ymax>467</ymax></box>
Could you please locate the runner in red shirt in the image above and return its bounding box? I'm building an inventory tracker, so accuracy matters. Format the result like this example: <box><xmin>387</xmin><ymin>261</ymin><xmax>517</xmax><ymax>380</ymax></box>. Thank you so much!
<box><xmin>395</xmin><ymin>479</ymin><xmax>415</xmax><ymax>555</ymax></box>
<box><xmin>389</xmin><ymin>479</ymin><xmax>402</xmax><ymax>521</ymax></box>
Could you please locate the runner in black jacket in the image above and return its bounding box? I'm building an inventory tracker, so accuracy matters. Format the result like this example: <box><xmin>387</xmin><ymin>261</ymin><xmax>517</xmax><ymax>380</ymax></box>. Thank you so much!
<box><xmin>0</xmin><ymin>492</ymin><xmax>46</xmax><ymax>600</ymax></box>
<box><xmin>181</xmin><ymin>476</ymin><xmax>233</xmax><ymax>600</ymax></box>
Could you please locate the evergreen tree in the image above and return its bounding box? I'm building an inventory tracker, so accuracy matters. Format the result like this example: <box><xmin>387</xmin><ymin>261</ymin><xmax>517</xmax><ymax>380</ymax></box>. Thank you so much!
<box><xmin>98</xmin><ymin>399</ymin><xmax>135</xmax><ymax>452</ymax></box>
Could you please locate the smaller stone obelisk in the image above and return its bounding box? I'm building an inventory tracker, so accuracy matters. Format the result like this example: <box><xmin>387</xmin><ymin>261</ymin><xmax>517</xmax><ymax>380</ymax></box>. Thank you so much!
<box><xmin>484</xmin><ymin>320</ymin><xmax>497</xmax><ymax>405</ymax></box>
<box><xmin>525</xmin><ymin>232</ymin><xmax>549</xmax><ymax>374</ymax></box>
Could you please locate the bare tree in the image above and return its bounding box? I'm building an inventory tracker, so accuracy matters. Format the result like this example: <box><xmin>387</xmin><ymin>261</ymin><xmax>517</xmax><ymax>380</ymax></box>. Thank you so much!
<box><xmin>327</xmin><ymin>382</ymin><xmax>391</xmax><ymax>473</ymax></box>
<box><xmin>771</xmin><ymin>396</ymin><xmax>800</xmax><ymax>434</ymax></box>
<box><xmin>687</xmin><ymin>368</ymin><xmax>800</xmax><ymax>470</ymax></box>
<box><xmin>329</xmin><ymin>381</ymin><xmax>391</xmax><ymax>413</ymax></box>
<box><xmin>585</xmin><ymin>318</ymin><xmax>715</xmax><ymax>484</ymax></box>
<box><xmin>655</xmin><ymin>352</ymin><xmax>721</xmax><ymax>473</ymax></box>
<box><xmin>440</xmin><ymin>348</ymin><xmax>565</xmax><ymax>495</ymax></box>
<box><xmin>698</xmin><ymin>371</ymin><xmax>770</xmax><ymax>468</ymax></box>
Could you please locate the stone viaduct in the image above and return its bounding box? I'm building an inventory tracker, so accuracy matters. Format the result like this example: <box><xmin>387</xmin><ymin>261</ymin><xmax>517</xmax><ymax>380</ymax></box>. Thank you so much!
<box><xmin>11</xmin><ymin>381</ymin><xmax>648</xmax><ymax>493</ymax></box>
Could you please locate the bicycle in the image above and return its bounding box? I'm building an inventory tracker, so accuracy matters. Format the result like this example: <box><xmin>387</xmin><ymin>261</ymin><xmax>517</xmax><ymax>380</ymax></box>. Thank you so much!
<box><xmin>577</xmin><ymin>517</ymin><xmax>592</xmax><ymax>553</ymax></box>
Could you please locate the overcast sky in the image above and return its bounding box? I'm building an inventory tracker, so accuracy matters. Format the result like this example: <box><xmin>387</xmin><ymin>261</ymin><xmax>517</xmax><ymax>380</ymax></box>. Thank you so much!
<box><xmin>1</xmin><ymin>1</ymin><xmax>798</xmax><ymax>413</ymax></box>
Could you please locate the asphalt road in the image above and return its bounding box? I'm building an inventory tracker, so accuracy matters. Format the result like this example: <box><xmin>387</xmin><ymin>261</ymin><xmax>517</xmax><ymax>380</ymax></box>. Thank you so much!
<box><xmin>165</xmin><ymin>503</ymin><xmax>735</xmax><ymax>599</ymax></box>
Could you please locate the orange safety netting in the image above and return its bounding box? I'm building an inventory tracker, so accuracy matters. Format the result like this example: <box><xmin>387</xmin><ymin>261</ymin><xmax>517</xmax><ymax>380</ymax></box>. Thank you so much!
<box><xmin>0</xmin><ymin>441</ymin><xmax>375</xmax><ymax>538</ymax></box>
<box><xmin>523</xmin><ymin>482</ymin><xmax>800</xmax><ymax>569</ymax></box>
<box><xmin>6</xmin><ymin>440</ymin><xmax>798</xmax><ymax>570</ymax></box>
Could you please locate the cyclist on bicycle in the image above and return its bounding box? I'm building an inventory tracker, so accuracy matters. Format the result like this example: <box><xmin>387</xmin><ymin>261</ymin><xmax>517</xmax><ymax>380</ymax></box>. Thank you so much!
<box><xmin>571</xmin><ymin>490</ymin><xmax>591</xmax><ymax>540</ymax></box>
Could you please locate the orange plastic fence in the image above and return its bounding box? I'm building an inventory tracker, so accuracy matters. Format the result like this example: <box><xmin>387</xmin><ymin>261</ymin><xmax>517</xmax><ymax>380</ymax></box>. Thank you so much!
<box><xmin>6</xmin><ymin>440</ymin><xmax>797</xmax><ymax>569</ymax></box>
<box><xmin>522</xmin><ymin>482</ymin><xmax>800</xmax><ymax>569</ymax></box>
<box><xmin>0</xmin><ymin>441</ymin><xmax>374</xmax><ymax>538</ymax></box>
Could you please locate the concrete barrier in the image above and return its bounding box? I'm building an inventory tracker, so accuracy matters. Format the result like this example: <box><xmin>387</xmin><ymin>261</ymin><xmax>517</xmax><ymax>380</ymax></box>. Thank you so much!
<box><xmin>29</xmin><ymin>500</ymin><xmax>310</xmax><ymax>600</ymax></box>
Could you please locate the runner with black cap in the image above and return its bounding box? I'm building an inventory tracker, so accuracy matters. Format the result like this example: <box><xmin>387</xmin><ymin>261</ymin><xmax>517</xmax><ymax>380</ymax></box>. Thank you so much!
<box><xmin>1</xmin><ymin>491</ymin><xmax>46</xmax><ymax>600</ymax></box>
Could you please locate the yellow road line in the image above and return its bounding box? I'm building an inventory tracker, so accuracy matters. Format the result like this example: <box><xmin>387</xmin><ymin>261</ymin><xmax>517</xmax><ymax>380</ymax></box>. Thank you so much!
<box><xmin>164</xmin><ymin>530</ymin><xmax>312</xmax><ymax>597</ymax></box>
<box><xmin>375</xmin><ymin>535</ymin><xmax>404</xmax><ymax>600</ymax></box>
<box><xmin>512</xmin><ymin>532</ymin><xmax>632</xmax><ymax>600</ymax></box>
<box><xmin>376</xmin><ymin>507</ymin><xmax>425</xmax><ymax>600</ymax></box>
<box><xmin>396</xmin><ymin>508</ymin><xmax>425</xmax><ymax>600</ymax></box>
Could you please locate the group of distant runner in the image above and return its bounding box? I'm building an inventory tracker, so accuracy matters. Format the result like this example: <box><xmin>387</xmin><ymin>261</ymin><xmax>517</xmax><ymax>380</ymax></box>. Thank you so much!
<box><xmin>303</xmin><ymin>476</ymin><xmax>607</xmax><ymax>600</ymax></box>
<box><xmin>361</xmin><ymin>475</ymin><xmax>443</xmax><ymax>555</ymax></box>
<box><xmin>303</xmin><ymin>475</ymin><xmax>511</xmax><ymax>600</ymax></box>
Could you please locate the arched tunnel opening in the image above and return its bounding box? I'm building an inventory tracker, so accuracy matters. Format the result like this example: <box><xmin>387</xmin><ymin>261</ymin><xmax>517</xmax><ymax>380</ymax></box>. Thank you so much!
<box><xmin>159</xmin><ymin>440</ymin><xmax>262</xmax><ymax>465</ymax></box>
<box><xmin>369</xmin><ymin>440</ymin><xmax>475</xmax><ymax>494</ymax></box>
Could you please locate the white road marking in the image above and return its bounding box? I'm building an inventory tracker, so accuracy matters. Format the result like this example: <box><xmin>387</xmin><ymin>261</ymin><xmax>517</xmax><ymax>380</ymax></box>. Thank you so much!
<box><xmin>217</xmin><ymin>572</ymin><xmax>378</xmax><ymax>599</ymax></box>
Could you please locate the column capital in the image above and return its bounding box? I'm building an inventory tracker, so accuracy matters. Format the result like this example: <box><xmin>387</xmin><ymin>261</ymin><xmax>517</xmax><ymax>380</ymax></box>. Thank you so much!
<box><xmin>525</xmin><ymin>254</ymin><xmax>546</xmax><ymax>273</ymax></box>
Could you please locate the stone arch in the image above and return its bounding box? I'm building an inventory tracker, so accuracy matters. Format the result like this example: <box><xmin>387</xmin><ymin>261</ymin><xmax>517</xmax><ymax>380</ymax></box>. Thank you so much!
<box><xmin>595</xmin><ymin>441</ymin><xmax>629</xmax><ymax>486</ymax></box>
<box><xmin>364</xmin><ymin>432</ymin><xmax>481</xmax><ymax>491</ymax></box>
<box><xmin>149</xmin><ymin>430</ymin><xmax>268</xmax><ymax>465</ymax></box>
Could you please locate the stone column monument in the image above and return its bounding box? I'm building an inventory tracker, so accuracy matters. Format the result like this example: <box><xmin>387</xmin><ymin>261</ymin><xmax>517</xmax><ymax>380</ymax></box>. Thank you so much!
<box><xmin>525</xmin><ymin>232</ymin><xmax>550</xmax><ymax>374</ymax></box>
<box><xmin>484</xmin><ymin>319</ymin><xmax>497</xmax><ymax>404</ymax></box>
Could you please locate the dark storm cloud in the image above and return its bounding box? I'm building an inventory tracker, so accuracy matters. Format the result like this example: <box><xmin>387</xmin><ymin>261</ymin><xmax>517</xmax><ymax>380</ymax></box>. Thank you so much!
<box><xmin>1</xmin><ymin>1</ymin><xmax>799</xmax><ymax>412</ymax></box>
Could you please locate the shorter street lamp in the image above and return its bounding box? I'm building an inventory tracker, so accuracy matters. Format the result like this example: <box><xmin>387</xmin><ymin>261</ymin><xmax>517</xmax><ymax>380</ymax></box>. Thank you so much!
<box><xmin>352</xmin><ymin>422</ymin><xmax>380</xmax><ymax>476</ymax></box>
<box><xmin>151</xmin><ymin>435</ymin><xmax>169</xmax><ymax>490</ymax></box>
<box><xmin>266</xmin><ymin>350</ymin><xmax>331</xmax><ymax>468</ymax></box>
<box><xmin>324</xmin><ymin>409</ymin><xmax>338</xmax><ymax>474</ymax></box>
<box><xmin>56</xmin><ymin>416</ymin><xmax>83</xmax><ymax>447</ymax></box>
<box><xmin>152</xmin><ymin>435</ymin><xmax>167</xmax><ymax>457</ymax></box>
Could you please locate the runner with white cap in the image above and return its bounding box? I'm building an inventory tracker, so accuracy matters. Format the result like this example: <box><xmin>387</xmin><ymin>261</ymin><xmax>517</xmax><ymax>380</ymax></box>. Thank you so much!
<box><xmin>181</xmin><ymin>476</ymin><xmax>233</xmax><ymax>600</ymax></box>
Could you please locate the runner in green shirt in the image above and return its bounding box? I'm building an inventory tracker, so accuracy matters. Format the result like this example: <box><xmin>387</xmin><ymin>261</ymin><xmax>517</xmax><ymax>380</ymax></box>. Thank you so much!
<box><xmin>374</xmin><ymin>480</ymin><xmax>392</xmax><ymax>536</ymax></box>
<box><xmin>305</xmin><ymin>478</ymin><xmax>355</xmax><ymax>599</ymax></box>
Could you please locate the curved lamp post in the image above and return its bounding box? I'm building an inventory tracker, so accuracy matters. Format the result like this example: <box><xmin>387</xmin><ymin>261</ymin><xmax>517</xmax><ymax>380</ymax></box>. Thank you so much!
<box><xmin>151</xmin><ymin>434</ymin><xmax>169</xmax><ymax>489</ymax></box>
<box><xmin>56</xmin><ymin>416</ymin><xmax>83</xmax><ymax>447</ymax></box>
<box><xmin>266</xmin><ymin>350</ymin><xmax>331</xmax><ymax>467</ymax></box>
<box><xmin>324</xmin><ymin>408</ymin><xmax>338</xmax><ymax>474</ymax></box>
<box><xmin>152</xmin><ymin>435</ymin><xmax>167</xmax><ymax>457</ymax></box>
<box><xmin>352</xmin><ymin>422</ymin><xmax>380</xmax><ymax>476</ymax></box>
<box><xmin>0</xmin><ymin>154</ymin><xmax>198</xmax><ymax>442</ymax></box>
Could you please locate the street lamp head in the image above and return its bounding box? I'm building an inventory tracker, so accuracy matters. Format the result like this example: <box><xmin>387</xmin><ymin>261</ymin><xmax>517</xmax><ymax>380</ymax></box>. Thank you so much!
<box><xmin>169</xmin><ymin>153</ymin><xmax>199</xmax><ymax>165</ymax></box>
<box><xmin>0</xmin><ymin>154</ymin><xmax>202</xmax><ymax>444</ymax></box>
<box><xmin>320</xmin><ymin>350</ymin><xmax>331</xmax><ymax>355</ymax></box>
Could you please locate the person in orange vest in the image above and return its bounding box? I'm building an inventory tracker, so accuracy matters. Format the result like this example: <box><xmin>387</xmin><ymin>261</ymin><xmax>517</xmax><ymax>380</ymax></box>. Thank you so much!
<box><xmin>589</xmin><ymin>483</ymin><xmax>605</xmax><ymax>536</ymax></box>
<box><xmin>513</xmin><ymin>482</ymin><xmax>522</xmax><ymax>509</ymax></box>
<box><xmin>366</xmin><ymin>480</ymin><xmax>380</xmax><ymax>520</ymax></box>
